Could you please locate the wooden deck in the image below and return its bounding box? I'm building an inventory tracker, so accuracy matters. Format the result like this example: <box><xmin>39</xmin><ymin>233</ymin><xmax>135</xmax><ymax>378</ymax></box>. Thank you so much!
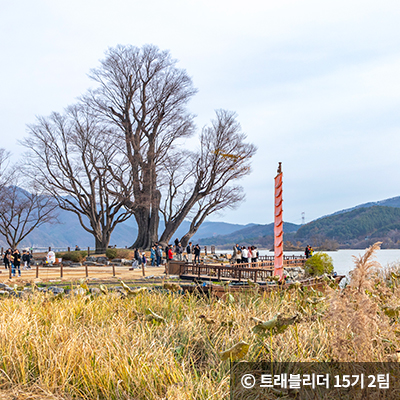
<box><xmin>167</xmin><ymin>256</ymin><xmax>307</xmax><ymax>283</ymax></box>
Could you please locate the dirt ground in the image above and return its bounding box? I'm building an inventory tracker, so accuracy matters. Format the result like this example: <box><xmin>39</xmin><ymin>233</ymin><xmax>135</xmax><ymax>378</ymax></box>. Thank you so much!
<box><xmin>0</xmin><ymin>264</ymin><xmax>167</xmax><ymax>284</ymax></box>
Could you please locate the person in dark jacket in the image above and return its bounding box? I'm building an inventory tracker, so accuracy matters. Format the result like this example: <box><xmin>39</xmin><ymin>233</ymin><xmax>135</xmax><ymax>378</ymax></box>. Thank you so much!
<box><xmin>134</xmin><ymin>248</ymin><xmax>141</xmax><ymax>265</ymax></box>
<box><xmin>156</xmin><ymin>245</ymin><xmax>162</xmax><ymax>266</ymax></box>
<box><xmin>175</xmin><ymin>242</ymin><xmax>183</xmax><ymax>261</ymax></box>
<box><xmin>22</xmin><ymin>250</ymin><xmax>28</xmax><ymax>269</ymax></box>
<box><xmin>194</xmin><ymin>244</ymin><xmax>201</xmax><ymax>263</ymax></box>
<box><xmin>3</xmin><ymin>248</ymin><xmax>11</xmax><ymax>269</ymax></box>
<box><xmin>13</xmin><ymin>249</ymin><xmax>21</xmax><ymax>277</ymax></box>
<box><xmin>27</xmin><ymin>251</ymin><xmax>33</xmax><ymax>269</ymax></box>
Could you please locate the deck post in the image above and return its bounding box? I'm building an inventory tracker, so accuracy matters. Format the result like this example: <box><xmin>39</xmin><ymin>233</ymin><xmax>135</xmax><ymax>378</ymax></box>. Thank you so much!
<box><xmin>60</xmin><ymin>264</ymin><xmax>63</xmax><ymax>278</ymax></box>
<box><xmin>218</xmin><ymin>267</ymin><xmax>221</xmax><ymax>281</ymax></box>
<box><xmin>36</xmin><ymin>264</ymin><xmax>39</xmax><ymax>279</ymax></box>
<box><xmin>85</xmin><ymin>264</ymin><xmax>89</xmax><ymax>278</ymax></box>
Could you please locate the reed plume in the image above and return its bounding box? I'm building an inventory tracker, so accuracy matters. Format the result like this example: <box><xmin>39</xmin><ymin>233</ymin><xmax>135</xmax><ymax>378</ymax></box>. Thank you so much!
<box><xmin>349</xmin><ymin>241</ymin><xmax>382</xmax><ymax>293</ymax></box>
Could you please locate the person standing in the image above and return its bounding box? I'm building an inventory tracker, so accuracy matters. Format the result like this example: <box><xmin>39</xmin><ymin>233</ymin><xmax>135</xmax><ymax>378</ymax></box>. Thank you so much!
<box><xmin>150</xmin><ymin>246</ymin><xmax>156</xmax><ymax>266</ymax></box>
<box><xmin>241</xmin><ymin>246</ymin><xmax>248</xmax><ymax>265</ymax></box>
<box><xmin>22</xmin><ymin>250</ymin><xmax>28</xmax><ymax>269</ymax></box>
<box><xmin>8</xmin><ymin>252</ymin><xmax>15</xmax><ymax>276</ymax></box>
<box><xmin>235</xmin><ymin>247</ymin><xmax>242</xmax><ymax>264</ymax></box>
<box><xmin>27</xmin><ymin>251</ymin><xmax>33</xmax><ymax>269</ymax></box>
<box><xmin>176</xmin><ymin>242</ymin><xmax>183</xmax><ymax>261</ymax></box>
<box><xmin>13</xmin><ymin>249</ymin><xmax>21</xmax><ymax>277</ymax></box>
<box><xmin>248</xmin><ymin>246</ymin><xmax>253</xmax><ymax>266</ymax></box>
<box><xmin>3</xmin><ymin>248</ymin><xmax>11</xmax><ymax>269</ymax></box>
<box><xmin>168</xmin><ymin>245</ymin><xmax>174</xmax><ymax>261</ymax></box>
<box><xmin>186</xmin><ymin>242</ymin><xmax>193</xmax><ymax>263</ymax></box>
<box><xmin>141</xmin><ymin>252</ymin><xmax>147</xmax><ymax>267</ymax></box>
<box><xmin>164</xmin><ymin>245</ymin><xmax>169</xmax><ymax>262</ymax></box>
<box><xmin>134</xmin><ymin>248</ymin><xmax>141</xmax><ymax>266</ymax></box>
<box><xmin>251</xmin><ymin>246</ymin><xmax>258</xmax><ymax>263</ymax></box>
<box><xmin>194</xmin><ymin>244</ymin><xmax>201</xmax><ymax>263</ymax></box>
<box><xmin>156</xmin><ymin>244</ymin><xmax>162</xmax><ymax>266</ymax></box>
<box><xmin>305</xmin><ymin>245</ymin><xmax>310</xmax><ymax>259</ymax></box>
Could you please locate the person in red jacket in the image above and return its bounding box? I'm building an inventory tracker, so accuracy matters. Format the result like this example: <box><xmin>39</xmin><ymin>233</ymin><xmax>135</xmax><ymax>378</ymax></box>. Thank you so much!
<box><xmin>168</xmin><ymin>245</ymin><xmax>174</xmax><ymax>261</ymax></box>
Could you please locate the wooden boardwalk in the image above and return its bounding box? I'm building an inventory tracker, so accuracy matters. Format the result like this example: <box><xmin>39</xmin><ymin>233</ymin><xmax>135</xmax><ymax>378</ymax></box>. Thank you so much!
<box><xmin>168</xmin><ymin>256</ymin><xmax>307</xmax><ymax>283</ymax></box>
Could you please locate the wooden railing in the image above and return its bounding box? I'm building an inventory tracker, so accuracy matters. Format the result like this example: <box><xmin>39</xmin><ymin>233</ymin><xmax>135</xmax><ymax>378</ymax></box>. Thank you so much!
<box><xmin>232</xmin><ymin>256</ymin><xmax>306</xmax><ymax>268</ymax></box>
<box><xmin>180</xmin><ymin>263</ymin><xmax>275</xmax><ymax>282</ymax></box>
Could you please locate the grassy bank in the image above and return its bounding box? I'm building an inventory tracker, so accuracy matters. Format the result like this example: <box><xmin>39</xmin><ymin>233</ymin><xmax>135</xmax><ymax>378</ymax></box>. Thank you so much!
<box><xmin>0</xmin><ymin>243</ymin><xmax>398</xmax><ymax>399</ymax></box>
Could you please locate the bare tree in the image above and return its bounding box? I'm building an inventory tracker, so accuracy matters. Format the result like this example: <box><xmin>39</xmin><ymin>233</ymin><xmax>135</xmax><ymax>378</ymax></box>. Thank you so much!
<box><xmin>0</xmin><ymin>184</ymin><xmax>57</xmax><ymax>248</ymax></box>
<box><xmin>22</xmin><ymin>105</ymin><xmax>134</xmax><ymax>253</ymax></box>
<box><xmin>158</xmin><ymin>110</ymin><xmax>256</xmax><ymax>245</ymax></box>
<box><xmin>83</xmin><ymin>44</ymin><xmax>197</xmax><ymax>249</ymax></box>
<box><xmin>0</xmin><ymin>149</ymin><xmax>12</xmax><ymax>193</ymax></box>
<box><xmin>178</xmin><ymin>187</ymin><xmax>245</xmax><ymax>247</ymax></box>
<box><xmin>23</xmin><ymin>45</ymin><xmax>256</xmax><ymax>250</ymax></box>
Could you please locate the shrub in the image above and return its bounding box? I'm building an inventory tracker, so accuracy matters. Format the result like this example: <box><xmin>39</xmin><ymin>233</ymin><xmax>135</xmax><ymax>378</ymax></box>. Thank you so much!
<box><xmin>55</xmin><ymin>251</ymin><xmax>87</xmax><ymax>262</ymax></box>
<box><xmin>305</xmin><ymin>252</ymin><xmax>334</xmax><ymax>276</ymax></box>
<box><xmin>106</xmin><ymin>248</ymin><xmax>135</xmax><ymax>259</ymax></box>
<box><xmin>115</xmin><ymin>248</ymin><xmax>135</xmax><ymax>259</ymax></box>
<box><xmin>106</xmin><ymin>248</ymin><xmax>118</xmax><ymax>259</ymax></box>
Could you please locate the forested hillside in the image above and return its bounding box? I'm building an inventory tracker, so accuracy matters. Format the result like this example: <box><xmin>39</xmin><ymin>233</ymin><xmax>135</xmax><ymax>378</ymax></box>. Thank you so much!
<box><xmin>295</xmin><ymin>206</ymin><xmax>400</xmax><ymax>248</ymax></box>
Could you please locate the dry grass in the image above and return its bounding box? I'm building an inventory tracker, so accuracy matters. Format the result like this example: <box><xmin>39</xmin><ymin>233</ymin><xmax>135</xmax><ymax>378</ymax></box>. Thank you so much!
<box><xmin>0</xmin><ymin>243</ymin><xmax>398</xmax><ymax>399</ymax></box>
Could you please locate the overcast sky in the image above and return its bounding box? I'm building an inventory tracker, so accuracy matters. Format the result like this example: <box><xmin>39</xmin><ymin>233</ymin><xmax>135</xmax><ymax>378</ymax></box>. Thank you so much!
<box><xmin>2</xmin><ymin>0</ymin><xmax>400</xmax><ymax>226</ymax></box>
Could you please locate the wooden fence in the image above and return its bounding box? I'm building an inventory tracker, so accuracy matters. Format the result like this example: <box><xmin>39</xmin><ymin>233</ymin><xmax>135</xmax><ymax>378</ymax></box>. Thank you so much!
<box><xmin>179</xmin><ymin>263</ymin><xmax>274</xmax><ymax>282</ymax></box>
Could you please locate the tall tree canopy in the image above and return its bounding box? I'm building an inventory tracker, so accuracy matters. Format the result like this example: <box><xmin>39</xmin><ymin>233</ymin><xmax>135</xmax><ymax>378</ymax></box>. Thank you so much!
<box><xmin>24</xmin><ymin>44</ymin><xmax>256</xmax><ymax>249</ymax></box>
<box><xmin>84</xmin><ymin>44</ymin><xmax>197</xmax><ymax>248</ymax></box>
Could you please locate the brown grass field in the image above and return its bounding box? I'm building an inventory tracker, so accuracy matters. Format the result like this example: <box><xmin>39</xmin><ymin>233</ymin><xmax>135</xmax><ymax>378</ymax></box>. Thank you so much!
<box><xmin>0</xmin><ymin>243</ymin><xmax>399</xmax><ymax>399</ymax></box>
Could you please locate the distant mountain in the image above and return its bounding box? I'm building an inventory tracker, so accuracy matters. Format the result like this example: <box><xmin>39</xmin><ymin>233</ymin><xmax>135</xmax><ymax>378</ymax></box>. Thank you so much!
<box><xmin>322</xmin><ymin>196</ymin><xmax>400</xmax><ymax>218</ymax></box>
<box><xmin>198</xmin><ymin>222</ymin><xmax>300</xmax><ymax>247</ymax></box>
<box><xmin>0</xmin><ymin>199</ymin><xmax>254</xmax><ymax>249</ymax></box>
<box><xmin>3</xmin><ymin>188</ymin><xmax>400</xmax><ymax>250</ymax></box>
<box><xmin>295</xmin><ymin>206</ymin><xmax>400</xmax><ymax>248</ymax></box>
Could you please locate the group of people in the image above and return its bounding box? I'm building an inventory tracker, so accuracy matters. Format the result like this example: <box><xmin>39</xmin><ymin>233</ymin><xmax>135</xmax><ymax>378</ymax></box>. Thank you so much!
<box><xmin>131</xmin><ymin>239</ymin><xmax>203</xmax><ymax>269</ymax></box>
<box><xmin>232</xmin><ymin>244</ymin><xmax>259</xmax><ymax>265</ymax></box>
<box><xmin>3</xmin><ymin>248</ymin><xmax>33</xmax><ymax>277</ymax></box>
<box><xmin>166</xmin><ymin>239</ymin><xmax>201</xmax><ymax>263</ymax></box>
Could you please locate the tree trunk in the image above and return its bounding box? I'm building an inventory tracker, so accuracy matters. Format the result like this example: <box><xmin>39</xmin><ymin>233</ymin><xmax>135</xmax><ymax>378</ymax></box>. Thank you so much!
<box><xmin>180</xmin><ymin>232</ymin><xmax>193</xmax><ymax>249</ymax></box>
<box><xmin>130</xmin><ymin>191</ymin><xmax>160</xmax><ymax>250</ymax></box>
<box><xmin>95</xmin><ymin>231</ymin><xmax>111</xmax><ymax>254</ymax></box>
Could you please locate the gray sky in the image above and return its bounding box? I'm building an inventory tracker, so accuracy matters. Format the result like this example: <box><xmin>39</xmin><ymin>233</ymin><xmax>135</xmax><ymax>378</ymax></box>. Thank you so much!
<box><xmin>2</xmin><ymin>0</ymin><xmax>400</xmax><ymax>225</ymax></box>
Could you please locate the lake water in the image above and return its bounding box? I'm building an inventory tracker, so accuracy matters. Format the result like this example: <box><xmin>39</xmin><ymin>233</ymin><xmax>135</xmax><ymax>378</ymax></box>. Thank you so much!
<box><xmin>218</xmin><ymin>249</ymin><xmax>400</xmax><ymax>276</ymax></box>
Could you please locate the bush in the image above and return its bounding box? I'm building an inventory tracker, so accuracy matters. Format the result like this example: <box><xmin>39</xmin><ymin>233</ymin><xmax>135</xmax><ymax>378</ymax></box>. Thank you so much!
<box><xmin>305</xmin><ymin>252</ymin><xmax>334</xmax><ymax>276</ymax></box>
<box><xmin>55</xmin><ymin>251</ymin><xmax>87</xmax><ymax>262</ymax></box>
<box><xmin>106</xmin><ymin>248</ymin><xmax>134</xmax><ymax>259</ymax></box>
<box><xmin>106</xmin><ymin>248</ymin><xmax>118</xmax><ymax>260</ymax></box>
<box><xmin>115</xmin><ymin>248</ymin><xmax>135</xmax><ymax>259</ymax></box>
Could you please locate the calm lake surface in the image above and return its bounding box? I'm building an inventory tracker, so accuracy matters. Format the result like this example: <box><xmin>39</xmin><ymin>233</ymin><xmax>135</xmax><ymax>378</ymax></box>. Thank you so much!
<box><xmin>218</xmin><ymin>249</ymin><xmax>400</xmax><ymax>276</ymax></box>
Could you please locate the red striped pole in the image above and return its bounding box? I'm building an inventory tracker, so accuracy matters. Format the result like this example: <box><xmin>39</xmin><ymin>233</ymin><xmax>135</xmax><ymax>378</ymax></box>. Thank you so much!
<box><xmin>274</xmin><ymin>163</ymin><xmax>284</xmax><ymax>279</ymax></box>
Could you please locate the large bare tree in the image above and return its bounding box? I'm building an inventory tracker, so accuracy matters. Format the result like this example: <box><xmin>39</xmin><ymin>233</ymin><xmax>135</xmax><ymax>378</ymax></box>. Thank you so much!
<box><xmin>23</xmin><ymin>105</ymin><xmax>134</xmax><ymax>253</ymax></box>
<box><xmin>158</xmin><ymin>110</ymin><xmax>256</xmax><ymax>246</ymax></box>
<box><xmin>83</xmin><ymin>44</ymin><xmax>197</xmax><ymax>249</ymax></box>
<box><xmin>23</xmin><ymin>45</ymin><xmax>256</xmax><ymax>250</ymax></box>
